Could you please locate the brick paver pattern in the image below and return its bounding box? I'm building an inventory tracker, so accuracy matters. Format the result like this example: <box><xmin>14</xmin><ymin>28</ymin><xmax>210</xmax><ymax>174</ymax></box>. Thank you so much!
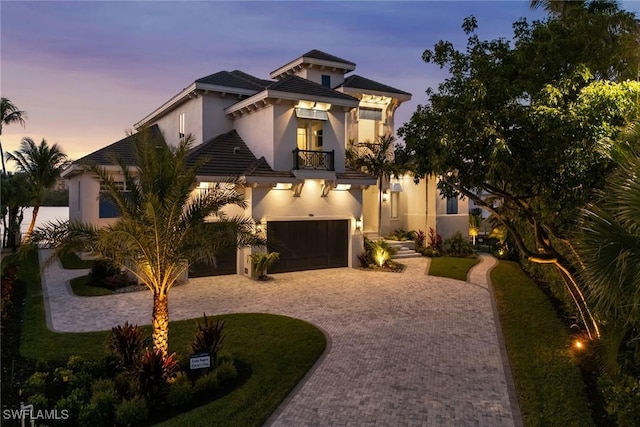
<box><xmin>40</xmin><ymin>250</ymin><xmax>519</xmax><ymax>426</ymax></box>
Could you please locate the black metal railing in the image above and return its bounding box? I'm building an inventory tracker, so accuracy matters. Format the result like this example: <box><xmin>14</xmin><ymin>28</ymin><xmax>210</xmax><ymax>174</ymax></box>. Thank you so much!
<box><xmin>292</xmin><ymin>148</ymin><xmax>335</xmax><ymax>171</ymax></box>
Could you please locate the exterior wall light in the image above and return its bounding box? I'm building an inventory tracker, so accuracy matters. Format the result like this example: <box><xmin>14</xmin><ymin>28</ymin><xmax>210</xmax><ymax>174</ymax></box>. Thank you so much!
<box><xmin>382</xmin><ymin>191</ymin><xmax>389</xmax><ymax>203</ymax></box>
<box><xmin>334</xmin><ymin>184</ymin><xmax>351</xmax><ymax>191</ymax></box>
<box><xmin>355</xmin><ymin>218</ymin><xmax>363</xmax><ymax>231</ymax></box>
<box><xmin>274</xmin><ymin>183</ymin><xmax>293</xmax><ymax>190</ymax></box>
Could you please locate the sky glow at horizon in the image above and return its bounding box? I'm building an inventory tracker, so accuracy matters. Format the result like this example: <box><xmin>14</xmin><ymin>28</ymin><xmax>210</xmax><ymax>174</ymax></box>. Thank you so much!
<box><xmin>1</xmin><ymin>1</ymin><xmax>638</xmax><ymax>167</ymax></box>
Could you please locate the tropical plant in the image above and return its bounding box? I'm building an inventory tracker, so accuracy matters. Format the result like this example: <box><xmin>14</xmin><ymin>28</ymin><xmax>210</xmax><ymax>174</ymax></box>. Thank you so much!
<box><xmin>347</xmin><ymin>134</ymin><xmax>404</xmax><ymax>234</ymax></box>
<box><xmin>398</xmin><ymin>4</ymin><xmax>640</xmax><ymax>338</ymax></box>
<box><xmin>136</xmin><ymin>348</ymin><xmax>180</xmax><ymax>404</ymax></box>
<box><xmin>249</xmin><ymin>251</ymin><xmax>280</xmax><ymax>280</ymax></box>
<box><xmin>0</xmin><ymin>97</ymin><xmax>27</xmax><ymax>174</ymax></box>
<box><xmin>109</xmin><ymin>322</ymin><xmax>150</xmax><ymax>372</ymax></box>
<box><xmin>443</xmin><ymin>231</ymin><xmax>474</xmax><ymax>257</ymax></box>
<box><xmin>190</xmin><ymin>314</ymin><xmax>225</xmax><ymax>368</ymax></box>
<box><xmin>359</xmin><ymin>237</ymin><xmax>397</xmax><ymax>269</ymax></box>
<box><xmin>0</xmin><ymin>172</ymin><xmax>31</xmax><ymax>249</ymax></box>
<box><xmin>26</xmin><ymin>128</ymin><xmax>263</xmax><ymax>357</ymax></box>
<box><xmin>6</xmin><ymin>137</ymin><xmax>69</xmax><ymax>239</ymax></box>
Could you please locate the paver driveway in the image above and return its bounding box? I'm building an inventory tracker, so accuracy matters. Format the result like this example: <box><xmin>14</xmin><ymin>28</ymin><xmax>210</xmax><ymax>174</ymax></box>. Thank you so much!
<box><xmin>40</xmin><ymin>250</ymin><xmax>521</xmax><ymax>426</ymax></box>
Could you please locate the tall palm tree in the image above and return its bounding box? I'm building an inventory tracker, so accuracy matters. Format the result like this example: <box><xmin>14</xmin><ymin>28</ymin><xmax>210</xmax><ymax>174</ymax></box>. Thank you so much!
<box><xmin>6</xmin><ymin>137</ymin><xmax>69</xmax><ymax>240</ymax></box>
<box><xmin>0</xmin><ymin>97</ymin><xmax>27</xmax><ymax>175</ymax></box>
<box><xmin>28</xmin><ymin>129</ymin><xmax>261</xmax><ymax>356</ymax></box>
<box><xmin>348</xmin><ymin>134</ymin><xmax>399</xmax><ymax>235</ymax></box>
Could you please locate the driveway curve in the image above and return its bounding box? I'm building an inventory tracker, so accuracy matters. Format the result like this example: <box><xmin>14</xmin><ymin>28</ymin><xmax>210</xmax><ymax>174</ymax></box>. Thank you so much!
<box><xmin>40</xmin><ymin>250</ymin><xmax>520</xmax><ymax>426</ymax></box>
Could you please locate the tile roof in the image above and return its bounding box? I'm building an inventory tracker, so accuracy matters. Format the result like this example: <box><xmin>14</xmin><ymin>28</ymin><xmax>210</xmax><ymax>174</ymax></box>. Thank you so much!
<box><xmin>336</xmin><ymin>167</ymin><xmax>377</xmax><ymax>181</ymax></box>
<box><xmin>76</xmin><ymin>125</ymin><xmax>164</xmax><ymax>166</ymax></box>
<box><xmin>340</xmin><ymin>75</ymin><xmax>411</xmax><ymax>96</ymax></box>
<box><xmin>301</xmin><ymin>49</ymin><xmax>355</xmax><ymax>66</ymax></box>
<box><xmin>267</xmin><ymin>75</ymin><xmax>359</xmax><ymax>102</ymax></box>
<box><xmin>186</xmin><ymin>130</ymin><xmax>266</xmax><ymax>177</ymax></box>
<box><xmin>195</xmin><ymin>71</ymin><xmax>267</xmax><ymax>92</ymax></box>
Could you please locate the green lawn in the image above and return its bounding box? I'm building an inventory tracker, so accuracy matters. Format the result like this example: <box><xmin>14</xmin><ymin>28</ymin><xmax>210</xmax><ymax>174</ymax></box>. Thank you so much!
<box><xmin>13</xmin><ymin>251</ymin><xmax>326</xmax><ymax>426</ymax></box>
<box><xmin>428</xmin><ymin>256</ymin><xmax>480</xmax><ymax>280</ymax></box>
<box><xmin>69</xmin><ymin>274</ymin><xmax>112</xmax><ymax>296</ymax></box>
<box><xmin>58</xmin><ymin>251</ymin><xmax>95</xmax><ymax>269</ymax></box>
<box><xmin>491</xmin><ymin>261</ymin><xmax>594</xmax><ymax>426</ymax></box>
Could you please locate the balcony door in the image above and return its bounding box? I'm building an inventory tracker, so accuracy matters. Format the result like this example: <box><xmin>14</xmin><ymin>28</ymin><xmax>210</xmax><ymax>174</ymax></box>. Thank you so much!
<box><xmin>297</xmin><ymin>119</ymin><xmax>324</xmax><ymax>151</ymax></box>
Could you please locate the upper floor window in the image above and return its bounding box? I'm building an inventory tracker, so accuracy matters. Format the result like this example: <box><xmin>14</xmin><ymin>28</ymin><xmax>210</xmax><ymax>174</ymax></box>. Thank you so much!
<box><xmin>446</xmin><ymin>197</ymin><xmax>458</xmax><ymax>215</ymax></box>
<box><xmin>179</xmin><ymin>113</ymin><xmax>185</xmax><ymax>139</ymax></box>
<box><xmin>359</xmin><ymin>107</ymin><xmax>382</xmax><ymax>121</ymax></box>
<box><xmin>321</xmin><ymin>75</ymin><xmax>331</xmax><ymax>88</ymax></box>
<box><xmin>297</xmin><ymin>119</ymin><xmax>324</xmax><ymax>151</ymax></box>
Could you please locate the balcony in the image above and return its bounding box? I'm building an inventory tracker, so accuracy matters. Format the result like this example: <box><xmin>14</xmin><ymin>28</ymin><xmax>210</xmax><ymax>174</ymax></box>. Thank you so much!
<box><xmin>292</xmin><ymin>148</ymin><xmax>335</xmax><ymax>171</ymax></box>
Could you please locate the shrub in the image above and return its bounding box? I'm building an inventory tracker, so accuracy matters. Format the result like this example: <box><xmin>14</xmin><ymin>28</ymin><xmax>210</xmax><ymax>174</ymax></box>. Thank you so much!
<box><xmin>191</xmin><ymin>314</ymin><xmax>225</xmax><ymax>368</ymax></box>
<box><xmin>22</xmin><ymin>371</ymin><xmax>49</xmax><ymax>398</ymax></box>
<box><xmin>136</xmin><ymin>349</ymin><xmax>180</xmax><ymax>404</ymax></box>
<box><xmin>55</xmin><ymin>387</ymin><xmax>89</xmax><ymax>424</ymax></box>
<box><xmin>88</xmin><ymin>260</ymin><xmax>136</xmax><ymax>291</ymax></box>
<box><xmin>249</xmin><ymin>251</ymin><xmax>280</xmax><ymax>280</ymax></box>
<box><xmin>414</xmin><ymin>229</ymin><xmax>426</xmax><ymax>250</ymax></box>
<box><xmin>1</xmin><ymin>263</ymin><xmax>17</xmax><ymax>321</ymax></box>
<box><xmin>115</xmin><ymin>396</ymin><xmax>148</xmax><ymax>427</ymax></box>
<box><xmin>443</xmin><ymin>231</ymin><xmax>474</xmax><ymax>257</ymax></box>
<box><xmin>28</xmin><ymin>393</ymin><xmax>49</xmax><ymax>410</ymax></box>
<box><xmin>427</xmin><ymin>227</ymin><xmax>443</xmax><ymax>252</ymax></box>
<box><xmin>359</xmin><ymin>238</ymin><xmax>397</xmax><ymax>269</ymax></box>
<box><xmin>600</xmin><ymin>373</ymin><xmax>640</xmax><ymax>426</ymax></box>
<box><xmin>418</xmin><ymin>247</ymin><xmax>441</xmax><ymax>257</ymax></box>
<box><xmin>194</xmin><ymin>370</ymin><xmax>220</xmax><ymax>396</ymax></box>
<box><xmin>109</xmin><ymin>322</ymin><xmax>150</xmax><ymax>372</ymax></box>
<box><xmin>387</xmin><ymin>228</ymin><xmax>415</xmax><ymax>241</ymax></box>
<box><xmin>166</xmin><ymin>372</ymin><xmax>194</xmax><ymax>408</ymax></box>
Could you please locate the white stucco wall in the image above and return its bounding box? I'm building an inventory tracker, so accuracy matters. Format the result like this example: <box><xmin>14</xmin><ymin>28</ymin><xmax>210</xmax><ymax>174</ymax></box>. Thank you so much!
<box><xmin>294</xmin><ymin>68</ymin><xmax>345</xmax><ymax>88</ymax></box>
<box><xmin>202</xmin><ymin>95</ymin><xmax>237</xmax><ymax>141</ymax></box>
<box><xmin>152</xmin><ymin>97</ymin><xmax>203</xmax><ymax>148</ymax></box>
<box><xmin>250</xmin><ymin>180</ymin><xmax>364</xmax><ymax>268</ymax></box>
<box><xmin>69</xmin><ymin>172</ymin><xmax>126</xmax><ymax>227</ymax></box>
<box><xmin>234</xmin><ymin>105</ymin><xmax>275</xmax><ymax>166</ymax></box>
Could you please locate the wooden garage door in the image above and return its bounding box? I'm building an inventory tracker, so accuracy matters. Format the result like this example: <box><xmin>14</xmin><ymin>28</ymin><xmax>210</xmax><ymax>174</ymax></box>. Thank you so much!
<box><xmin>267</xmin><ymin>220</ymin><xmax>348</xmax><ymax>273</ymax></box>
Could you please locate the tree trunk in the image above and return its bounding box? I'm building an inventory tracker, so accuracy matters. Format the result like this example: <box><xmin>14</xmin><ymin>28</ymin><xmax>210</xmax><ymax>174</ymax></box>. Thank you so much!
<box><xmin>152</xmin><ymin>292</ymin><xmax>170</xmax><ymax>357</ymax></box>
<box><xmin>25</xmin><ymin>203</ymin><xmax>39</xmax><ymax>241</ymax></box>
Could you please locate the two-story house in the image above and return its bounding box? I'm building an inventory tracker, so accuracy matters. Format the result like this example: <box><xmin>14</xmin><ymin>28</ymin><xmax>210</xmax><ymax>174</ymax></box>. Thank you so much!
<box><xmin>63</xmin><ymin>49</ymin><xmax>467</xmax><ymax>277</ymax></box>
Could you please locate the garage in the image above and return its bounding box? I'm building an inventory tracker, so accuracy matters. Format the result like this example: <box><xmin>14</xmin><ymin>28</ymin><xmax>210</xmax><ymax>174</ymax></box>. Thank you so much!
<box><xmin>267</xmin><ymin>220</ymin><xmax>349</xmax><ymax>273</ymax></box>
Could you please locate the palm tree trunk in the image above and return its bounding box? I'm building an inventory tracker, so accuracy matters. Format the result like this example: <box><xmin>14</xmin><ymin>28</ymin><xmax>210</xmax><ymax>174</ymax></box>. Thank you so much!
<box><xmin>378</xmin><ymin>176</ymin><xmax>383</xmax><ymax>236</ymax></box>
<box><xmin>152</xmin><ymin>292</ymin><xmax>170</xmax><ymax>357</ymax></box>
<box><xmin>25</xmin><ymin>203</ymin><xmax>39</xmax><ymax>241</ymax></box>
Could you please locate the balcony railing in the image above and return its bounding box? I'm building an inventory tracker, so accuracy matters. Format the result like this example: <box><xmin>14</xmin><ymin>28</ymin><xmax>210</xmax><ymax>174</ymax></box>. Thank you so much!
<box><xmin>292</xmin><ymin>148</ymin><xmax>335</xmax><ymax>171</ymax></box>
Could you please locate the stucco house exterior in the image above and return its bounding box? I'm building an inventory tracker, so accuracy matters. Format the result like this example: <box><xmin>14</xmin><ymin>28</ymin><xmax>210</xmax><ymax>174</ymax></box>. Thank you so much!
<box><xmin>63</xmin><ymin>49</ymin><xmax>468</xmax><ymax>277</ymax></box>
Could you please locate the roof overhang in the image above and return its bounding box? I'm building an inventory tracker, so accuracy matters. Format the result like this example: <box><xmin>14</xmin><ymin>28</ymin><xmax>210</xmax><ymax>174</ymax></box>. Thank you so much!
<box><xmin>224</xmin><ymin>89</ymin><xmax>359</xmax><ymax>118</ymax></box>
<box><xmin>339</xmin><ymin>87</ymin><xmax>412</xmax><ymax>103</ymax></box>
<box><xmin>270</xmin><ymin>57</ymin><xmax>356</xmax><ymax>80</ymax></box>
<box><xmin>135</xmin><ymin>82</ymin><xmax>257</xmax><ymax>127</ymax></box>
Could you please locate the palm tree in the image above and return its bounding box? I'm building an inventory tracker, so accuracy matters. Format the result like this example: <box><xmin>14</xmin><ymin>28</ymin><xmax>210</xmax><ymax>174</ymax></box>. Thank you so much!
<box><xmin>0</xmin><ymin>97</ymin><xmax>27</xmax><ymax>175</ymax></box>
<box><xmin>28</xmin><ymin>129</ymin><xmax>261</xmax><ymax>356</ymax></box>
<box><xmin>6</xmin><ymin>137</ymin><xmax>69</xmax><ymax>240</ymax></box>
<box><xmin>576</xmin><ymin>121</ymin><xmax>640</xmax><ymax>372</ymax></box>
<box><xmin>347</xmin><ymin>134</ymin><xmax>400</xmax><ymax>235</ymax></box>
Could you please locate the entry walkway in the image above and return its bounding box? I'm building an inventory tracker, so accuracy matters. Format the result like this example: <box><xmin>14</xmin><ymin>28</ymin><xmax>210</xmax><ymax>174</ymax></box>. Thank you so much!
<box><xmin>39</xmin><ymin>250</ymin><xmax>521</xmax><ymax>426</ymax></box>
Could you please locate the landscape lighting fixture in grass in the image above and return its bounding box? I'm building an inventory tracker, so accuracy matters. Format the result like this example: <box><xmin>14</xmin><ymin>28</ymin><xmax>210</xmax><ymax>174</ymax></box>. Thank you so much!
<box><xmin>573</xmin><ymin>339</ymin><xmax>585</xmax><ymax>351</ymax></box>
<box><xmin>374</xmin><ymin>246</ymin><xmax>390</xmax><ymax>267</ymax></box>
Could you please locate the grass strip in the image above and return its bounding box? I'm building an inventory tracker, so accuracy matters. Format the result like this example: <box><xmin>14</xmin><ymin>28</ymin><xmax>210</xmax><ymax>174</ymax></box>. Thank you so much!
<box><xmin>16</xmin><ymin>250</ymin><xmax>326</xmax><ymax>426</ymax></box>
<box><xmin>59</xmin><ymin>251</ymin><xmax>94</xmax><ymax>269</ymax></box>
<box><xmin>69</xmin><ymin>275</ymin><xmax>112</xmax><ymax>296</ymax></box>
<box><xmin>491</xmin><ymin>260</ymin><xmax>594</xmax><ymax>426</ymax></box>
<box><xmin>428</xmin><ymin>256</ymin><xmax>480</xmax><ymax>281</ymax></box>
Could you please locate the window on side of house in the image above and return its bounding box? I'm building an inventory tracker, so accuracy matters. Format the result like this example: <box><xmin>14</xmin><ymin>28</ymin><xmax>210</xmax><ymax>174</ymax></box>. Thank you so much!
<box><xmin>99</xmin><ymin>181</ymin><xmax>126</xmax><ymax>219</ymax></box>
<box><xmin>358</xmin><ymin>107</ymin><xmax>383</xmax><ymax>121</ymax></box>
<box><xmin>321</xmin><ymin>75</ymin><xmax>331</xmax><ymax>88</ymax></box>
<box><xmin>446</xmin><ymin>196</ymin><xmax>458</xmax><ymax>215</ymax></box>
<box><xmin>179</xmin><ymin>113</ymin><xmax>185</xmax><ymax>139</ymax></box>
<box><xmin>391</xmin><ymin>191</ymin><xmax>399</xmax><ymax>219</ymax></box>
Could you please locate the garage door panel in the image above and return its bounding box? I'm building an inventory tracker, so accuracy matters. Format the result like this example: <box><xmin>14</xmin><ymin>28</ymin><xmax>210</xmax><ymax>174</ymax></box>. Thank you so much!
<box><xmin>267</xmin><ymin>220</ymin><xmax>348</xmax><ymax>273</ymax></box>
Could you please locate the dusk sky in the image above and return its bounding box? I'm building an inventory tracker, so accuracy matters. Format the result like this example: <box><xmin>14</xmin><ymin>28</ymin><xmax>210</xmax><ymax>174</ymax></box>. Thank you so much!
<box><xmin>2</xmin><ymin>1</ymin><xmax>639</xmax><ymax>167</ymax></box>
